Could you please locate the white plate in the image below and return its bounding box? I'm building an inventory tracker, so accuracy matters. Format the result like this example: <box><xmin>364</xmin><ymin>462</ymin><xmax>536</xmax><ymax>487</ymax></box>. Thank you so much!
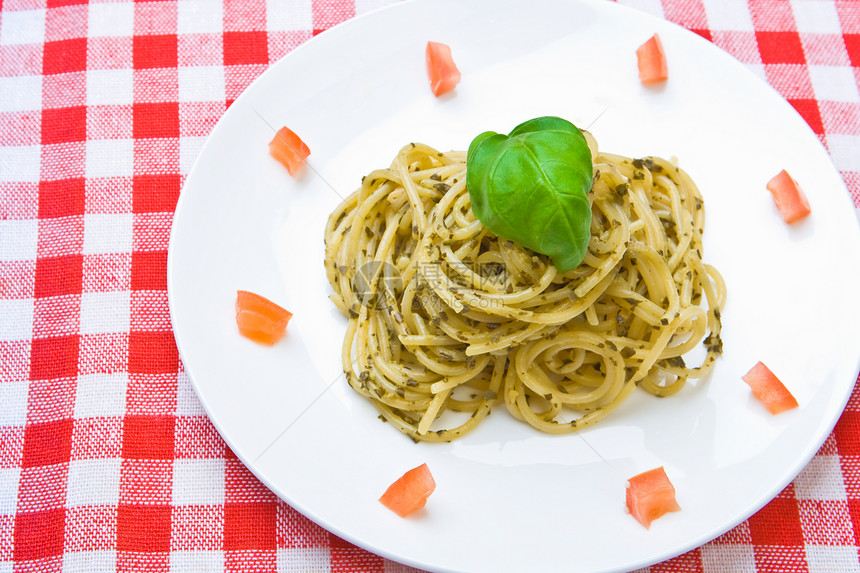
<box><xmin>167</xmin><ymin>1</ymin><xmax>860</xmax><ymax>571</ymax></box>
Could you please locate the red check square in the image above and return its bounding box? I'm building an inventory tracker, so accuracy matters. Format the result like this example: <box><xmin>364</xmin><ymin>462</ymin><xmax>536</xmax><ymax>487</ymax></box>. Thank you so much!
<box><xmin>21</xmin><ymin>418</ymin><xmax>74</xmax><ymax>468</ymax></box>
<box><xmin>13</xmin><ymin>508</ymin><xmax>66</xmax><ymax>561</ymax></box>
<box><xmin>224</xmin><ymin>502</ymin><xmax>277</xmax><ymax>551</ymax></box>
<box><xmin>132</xmin><ymin>175</ymin><xmax>181</xmax><ymax>213</ymax></box>
<box><xmin>133</xmin><ymin>102</ymin><xmax>180</xmax><ymax>139</ymax></box>
<box><xmin>748</xmin><ymin>495</ymin><xmax>805</xmax><ymax>545</ymax></box>
<box><xmin>835</xmin><ymin>411</ymin><xmax>860</xmax><ymax>456</ymax></box>
<box><xmin>127</xmin><ymin>330</ymin><xmax>178</xmax><ymax>374</ymax></box>
<box><xmin>846</xmin><ymin>34</ymin><xmax>860</xmax><ymax>67</ymax></box>
<box><xmin>788</xmin><ymin>99</ymin><xmax>824</xmax><ymax>135</ymax></box>
<box><xmin>133</xmin><ymin>34</ymin><xmax>178</xmax><ymax>69</ymax></box>
<box><xmin>41</xmin><ymin>106</ymin><xmax>86</xmax><ymax>144</ymax></box>
<box><xmin>38</xmin><ymin>178</ymin><xmax>86</xmax><ymax>219</ymax></box>
<box><xmin>849</xmin><ymin>499</ymin><xmax>860</xmax><ymax>544</ymax></box>
<box><xmin>116</xmin><ymin>505</ymin><xmax>171</xmax><ymax>552</ymax></box>
<box><xmin>29</xmin><ymin>335</ymin><xmax>79</xmax><ymax>380</ymax></box>
<box><xmin>131</xmin><ymin>250</ymin><xmax>168</xmax><ymax>290</ymax></box>
<box><xmin>122</xmin><ymin>414</ymin><xmax>175</xmax><ymax>459</ymax></box>
<box><xmin>43</xmin><ymin>38</ymin><xmax>88</xmax><ymax>75</ymax></box>
<box><xmin>48</xmin><ymin>0</ymin><xmax>89</xmax><ymax>7</ymax></box>
<box><xmin>34</xmin><ymin>254</ymin><xmax>83</xmax><ymax>298</ymax></box>
<box><xmin>756</xmin><ymin>31</ymin><xmax>806</xmax><ymax>64</ymax></box>
<box><xmin>223</xmin><ymin>31</ymin><xmax>268</xmax><ymax>65</ymax></box>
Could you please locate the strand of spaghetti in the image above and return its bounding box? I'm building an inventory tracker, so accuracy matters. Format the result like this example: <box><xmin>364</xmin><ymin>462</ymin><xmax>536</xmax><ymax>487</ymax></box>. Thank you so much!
<box><xmin>323</xmin><ymin>139</ymin><xmax>725</xmax><ymax>441</ymax></box>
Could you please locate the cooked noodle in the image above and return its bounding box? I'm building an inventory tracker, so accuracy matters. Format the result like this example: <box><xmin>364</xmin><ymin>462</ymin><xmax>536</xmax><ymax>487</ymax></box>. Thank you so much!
<box><xmin>324</xmin><ymin>135</ymin><xmax>725</xmax><ymax>442</ymax></box>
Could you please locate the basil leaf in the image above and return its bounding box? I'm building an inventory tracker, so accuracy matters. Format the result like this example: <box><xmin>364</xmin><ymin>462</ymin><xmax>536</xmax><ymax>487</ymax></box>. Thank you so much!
<box><xmin>466</xmin><ymin>116</ymin><xmax>593</xmax><ymax>273</ymax></box>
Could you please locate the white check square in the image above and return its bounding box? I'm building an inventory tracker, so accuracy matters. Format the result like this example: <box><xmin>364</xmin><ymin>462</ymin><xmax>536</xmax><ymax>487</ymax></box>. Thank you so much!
<box><xmin>87</xmin><ymin>69</ymin><xmax>134</xmax><ymax>106</ymax></box>
<box><xmin>0</xmin><ymin>10</ymin><xmax>46</xmax><ymax>46</ymax></box>
<box><xmin>176</xmin><ymin>371</ymin><xmax>206</xmax><ymax>416</ymax></box>
<box><xmin>63</xmin><ymin>550</ymin><xmax>116</xmax><ymax>573</ymax></box>
<box><xmin>178</xmin><ymin>0</ymin><xmax>224</xmax><ymax>34</ymax></box>
<box><xmin>0</xmin><ymin>219</ymin><xmax>38</xmax><ymax>260</ymax></box>
<box><xmin>266</xmin><ymin>0</ymin><xmax>313</xmax><ymax>31</ymax></box>
<box><xmin>178</xmin><ymin>66</ymin><xmax>226</xmax><ymax>103</ymax></box>
<box><xmin>701</xmin><ymin>544</ymin><xmax>756</xmax><ymax>573</ymax></box>
<box><xmin>791</xmin><ymin>1</ymin><xmax>841</xmax><ymax>34</ymax></box>
<box><xmin>702</xmin><ymin>0</ymin><xmax>755</xmax><ymax>31</ymax></box>
<box><xmin>0</xmin><ymin>145</ymin><xmax>41</xmax><ymax>183</ymax></box>
<box><xmin>80</xmin><ymin>291</ymin><xmax>131</xmax><ymax>335</ymax></box>
<box><xmin>809</xmin><ymin>65</ymin><xmax>860</xmax><ymax>102</ymax></box>
<box><xmin>88</xmin><ymin>2</ymin><xmax>134</xmax><ymax>38</ymax></box>
<box><xmin>805</xmin><ymin>545</ymin><xmax>860</xmax><ymax>573</ymax></box>
<box><xmin>66</xmin><ymin>458</ymin><xmax>122</xmax><ymax>507</ymax></box>
<box><xmin>74</xmin><ymin>373</ymin><xmax>128</xmax><ymax>418</ymax></box>
<box><xmin>86</xmin><ymin>139</ymin><xmax>134</xmax><ymax>179</ymax></box>
<box><xmin>83</xmin><ymin>213</ymin><xmax>134</xmax><ymax>255</ymax></box>
<box><xmin>0</xmin><ymin>76</ymin><xmax>42</xmax><ymax>113</ymax></box>
<box><xmin>794</xmin><ymin>455</ymin><xmax>847</xmax><ymax>500</ymax></box>
<box><xmin>0</xmin><ymin>382</ymin><xmax>27</xmax><ymax>426</ymax></box>
<box><xmin>172</xmin><ymin>459</ymin><xmax>225</xmax><ymax>505</ymax></box>
<box><xmin>0</xmin><ymin>299</ymin><xmax>34</xmax><ymax>342</ymax></box>
<box><xmin>169</xmin><ymin>551</ymin><xmax>224</xmax><ymax>572</ymax></box>
<box><xmin>278</xmin><ymin>547</ymin><xmax>331</xmax><ymax>572</ymax></box>
<box><xmin>0</xmin><ymin>469</ymin><xmax>21</xmax><ymax>515</ymax></box>
<box><xmin>180</xmin><ymin>136</ymin><xmax>207</xmax><ymax>175</ymax></box>
<box><xmin>826</xmin><ymin>134</ymin><xmax>860</xmax><ymax>172</ymax></box>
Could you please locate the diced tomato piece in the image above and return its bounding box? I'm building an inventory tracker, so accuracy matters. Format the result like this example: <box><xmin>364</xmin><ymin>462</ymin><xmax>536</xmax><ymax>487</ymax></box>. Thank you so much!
<box><xmin>626</xmin><ymin>466</ymin><xmax>681</xmax><ymax>528</ymax></box>
<box><xmin>379</xmin><ymin>463</ymin><xmax>436</xmax><ymax>518</ymax></box>
<box><xmin>268</xmin><ymin>126</ymin><xmax>310</xmax><ymax>176</ymax></box>
<box><xmin>636</xmin><ymin>34</ymin><xmax>668</xmax><ymax>84</ymax></box>
<box><xmin>742</xmin><ymin>361</ymin><xmax>799</xmax><ymax>414</ymax></box>
<box><xmin>426</xmin><ymin>41</ymin><xmax>461</xmax><ymax>97</ymax></box>
<box><xmin>235</xmin><ymin>290</ymin><xmax>293</xmax><ymax>345</ymax></box>
<box><xmin>766</xmin><ymin>169</ymin><xmax>811</xmax><ymax>224</ymax></box>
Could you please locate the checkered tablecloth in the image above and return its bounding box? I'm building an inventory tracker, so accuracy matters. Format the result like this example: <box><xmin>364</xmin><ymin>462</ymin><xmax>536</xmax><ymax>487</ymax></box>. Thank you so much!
<box><xmin>2</xmin><ymin>0</ymin><xmax>860</xmax><ymax>571</ymax></box>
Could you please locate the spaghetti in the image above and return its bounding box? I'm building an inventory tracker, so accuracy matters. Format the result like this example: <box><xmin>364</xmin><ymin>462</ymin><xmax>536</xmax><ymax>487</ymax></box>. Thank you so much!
<box><xmin>324</xmin><ymin>135</ymin><xmax>725</xmax><ymax>442</ymax></box>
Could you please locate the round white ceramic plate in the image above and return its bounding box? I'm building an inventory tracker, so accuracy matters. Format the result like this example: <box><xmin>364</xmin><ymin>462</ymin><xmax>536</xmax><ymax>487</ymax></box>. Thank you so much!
<box><xmin>167</xmin><ymin>1</ymin><xmax>860</xmax><ymax>571</ymax></box>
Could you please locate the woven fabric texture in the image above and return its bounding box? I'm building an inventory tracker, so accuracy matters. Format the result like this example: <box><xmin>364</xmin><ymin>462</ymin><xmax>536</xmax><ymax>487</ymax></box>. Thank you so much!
<box><xmin>2</xmin><ymin>0</ymin><xmax>860</xmax><ymax>571</ymax></box>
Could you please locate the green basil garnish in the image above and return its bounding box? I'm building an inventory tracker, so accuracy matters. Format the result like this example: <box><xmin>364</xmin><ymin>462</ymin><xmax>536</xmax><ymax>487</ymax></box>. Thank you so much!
<box><xmin>466</xmin><ymin>116</ymin><xmax>593</xmax><ymax>273</ymax></box>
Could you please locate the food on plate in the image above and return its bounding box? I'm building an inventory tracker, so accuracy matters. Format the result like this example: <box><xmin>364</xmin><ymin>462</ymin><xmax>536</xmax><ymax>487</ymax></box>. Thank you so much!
<box><xmin>766</xmin><ymin>169</ymin><xmax>811</xmax><ymax>224</ymax></box>
<box><xmin>742</xmin><ymin>361</ymin><xmax>799</xmax><ymax>414</ymax></box>
<box><xmin>379</xmin><ymin>463</ymin><xmax>436</xmax><ymax>517</ymax></box>
<box><xmin>269</xmin><ymin>126</ymin><xmax>311</xmax><ymax>175</ymax></box>
<box><xmin>324</xmin><ymin>116</ymin><xmax>725</xmax><ymax>442</ymax></box>
<box><xmin>235</xmin><ymin>290</ymin><xmax>293</xmax><ymax>345</ymax></box>
<box><xmin>626</xmin><ymin>466</ymin><xmax>681</xmax><ymax>528</ymax></box>
<box><xmin>467</xmin><ymin>117</ymin><xmax>593</xmax><ymax>272</ymax></box>
<box><xmin>636</xmin><ymin>34</ymin><xmax>668</xmax><ymax>84</ymax></box>
<box><xmin>426</xmin><ymin>41</ymin><xmax>461</xmax><ymax>97</ymax></box>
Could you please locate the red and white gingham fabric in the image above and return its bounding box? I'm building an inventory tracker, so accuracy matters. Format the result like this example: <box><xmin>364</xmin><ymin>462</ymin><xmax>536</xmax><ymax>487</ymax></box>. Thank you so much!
<box><xmin>1</xmin><ymin>0</ymin><xmax>860</xmax><ymax>571</ymax></box>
